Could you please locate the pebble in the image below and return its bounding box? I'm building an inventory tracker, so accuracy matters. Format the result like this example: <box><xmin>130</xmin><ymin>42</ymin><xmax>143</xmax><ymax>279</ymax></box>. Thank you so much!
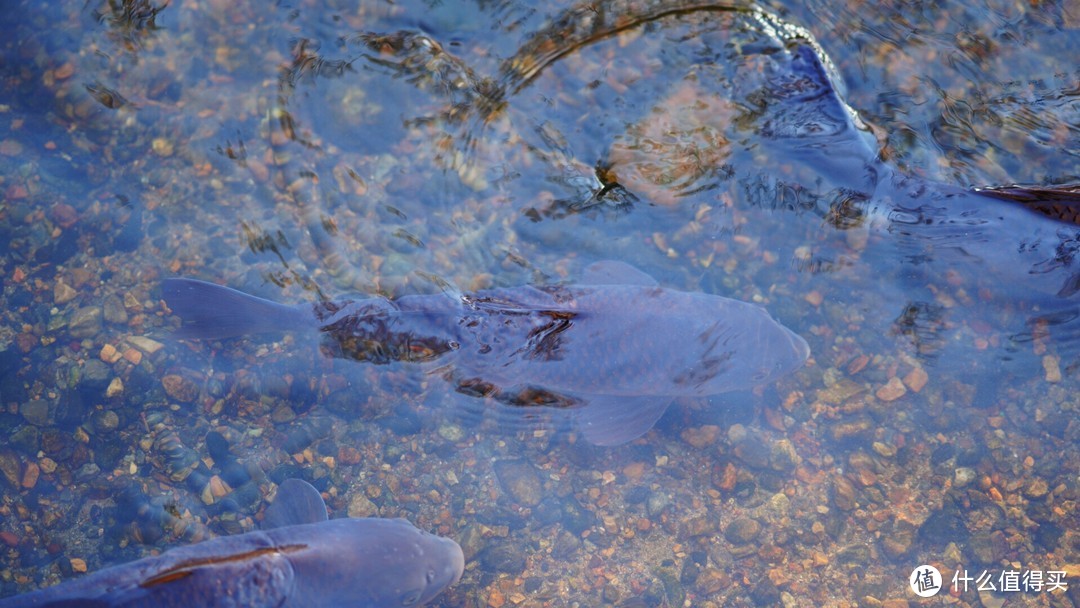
<box><xmin>39</xmin><ymin>457</ymin><xmax>57</xmax><ymax>474</ymax></box>
<box><xmin>152</xmin><ymin>137</ymin><xmax>175</xmax><ymax>157</ymax></box>
<box><xmin>1042</xmin><ymin>355</ymin><xmax>1061</xmax><ymax>383</ymax></box>
<box><xmin>832</xmin><ymin>476</ymin><xmax>857</xmax><ymax>511</ymax></box>
<box><xmin>122</xmin><ymin>348</ymin><xmax>142</xmax><ymax>365</ymax></box>
<box><xmin>765</xmin><ymin>492</ymin><xmax>791</xmax><ymax>518</ymax></box>
<box><xmin>91</xmin><ymin>410</ymin><xmax>120</xmax><ymax>433</ymax></box>
<box><xmin>76</xmin><ymin>463</ymin><xmax>100</xmax><ymax>481</ymax></box>
<box><xmin>82</xmin><ymin>360</ymin><xmax>111</xmax><ymax>387</ymax></box>
<box><xmin>162</xmin><ymin>374</ymin><xmax>199</xmax><ymax>402</ymax></box>
<box><xmin>478</xmin><ymin>539</ymin><xmax>527</xmax><ymax>574</ymax></box>
<box><xmin>769</xmin><ymin>438</ymin><xmax>800</xmax><ymax>471</ymax></box>
<box><xmin>1024</xmin><ymin>478</ymin><xmax>1049</xmax><ymax>499</ymax></box>
<box><xmin>21</xmin><ymin>399</ymin><xmax>51</xmax><ymax>426</ymax></box>
<box><xmin>103</xmin><ymin>294</ymin><xmax>128</xmax><ymax>324</ymax></box>
<box><xmin>680</xmin><ymin>425</ymin><xmax>719</xmax><ymax>448</ymax></box>
<box><xmin>816</xmin><ymin>377</ymin><xmax>865</xmax><ymax>403</ymax></box>
<box><xmin>622</xmin><ymin>461</ymin><xmax>646</xmax><ymax>482</ymax></box>
<box><xmin>875</xmin><ymin>377</ymin><xmax>907</xmax><ymax>401</ymax></box>
<box><xmin>270</xmin><ymin>404</ymin><xmax>296</xmax><ymax>424</ymax></box>
<box><xmin>881</xmin><ymin>532</ymin><xmax>915</xmax><ymax>560</ymax></box>
<box><xmin>10</xmin><ymin>426</ymin><xmax>39</xmax><ymax>454</ymax></box>
<box><xmin>724</xmin><ymin>517</ymin><xmax>762</xmax><ymax>544</ymax></box>
<box><xmin>347</xmin><ymin>492</ymin><xmax>378</xmax><ymax>517</ymax></box>
<box><xmin>54</xmin><ymin>281</ymin><xmax>77</xmax><ymax>304</ymax></box>
<box><xmin>953</xmin><ymin>467</ymin><xmax>976</xmax><ymax>488</ymax></box>
<box><xmin>646</xmin><ymin>490</ymin><xmax>671</xmax><ymax>517</ymax></box>
<box><xmin>127</xmin><ymin>336</ymin><xmax>164</xmax><ymax>354</ymax></box>
<box><xmin>728</xmin><ymin>425</ymin><xmax>770</xmax><ymax>469</ymax></box>
<box><xmin>68</xmin><ymin>306</ymin><xmax>103</xmax><ymax>338</ymax></box>
<box><xmin>902</xmin><ymin>367</ymin><xmax>928</xmax><ymax>392</ymax></box>
<box><xmin>682</xmin><ymin>515</ymin><xmax>716</xmax><ymax>538</ymax></box>
<box><xmin>21</xmin><ymin>461</ymin><xmax>39</xmax><ymax>489</ymax></box>
<box><xmin>830</xmin><ymin>416</ymin><xmax>874</xmax><ymax>441</ymax></box>
<box><xmin>100</xmin><ymin>343</ymin><xmax>122</xmax><ymax>363</ymax></box>
<box><xmin>437</xmin><ymin>423</ymin><xmax>464</xmax><ymax>442</ymax></box>
<box><xmin>694</xmin><ymin>568</ymin><xmax>732</xmax><ymax>595</ymax></box>
<box><xmin>0</xmin><ymin>449</ymin><xmax>23</xmax><ymax>488</ymax></box>
<box><xmin>872</xmin><ymin>441</ymin><xmax>896</xmax><ymax>458</ymax></box>
<box><xmin>493</xmin><ymin>459</ymin><xmax>543</xmax><ymax>507</ymax></box>
<box><xmin>69</xmin><ymin>558</ymin><xmax>87</xmax><ymax>573</ymax></box>
<box><xmin>106</xmin><ymin>377</ymin><xmax>124</xmax><ymax>398</ymax></box>
<box><xmin>337</xmin><ymin>446</ymin><xmax>362</xmax><ymax>465</ymax></box>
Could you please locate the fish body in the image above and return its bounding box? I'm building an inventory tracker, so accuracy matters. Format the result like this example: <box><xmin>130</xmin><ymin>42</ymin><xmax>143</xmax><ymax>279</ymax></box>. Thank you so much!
<box><xmin>1</xmin><ymin>480</ymin><xmax>464</xmax><ymax>608</ymax></box>
<box><xmin>163</xmin><ymin>261</ymin><xmax>809</xmax><ymax>445</ymax></box>
<box><xmin>751</xmin><ymin>37</ymin><xmax>1080</xmax><ymax>299</ymax></box>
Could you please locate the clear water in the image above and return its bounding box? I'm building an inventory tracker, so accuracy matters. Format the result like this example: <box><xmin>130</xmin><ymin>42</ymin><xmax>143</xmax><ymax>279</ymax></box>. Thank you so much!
<box><xmin>0</xmin><ymin>0</ymin><xmax>1077</xmax><ymax>606</ymax></box>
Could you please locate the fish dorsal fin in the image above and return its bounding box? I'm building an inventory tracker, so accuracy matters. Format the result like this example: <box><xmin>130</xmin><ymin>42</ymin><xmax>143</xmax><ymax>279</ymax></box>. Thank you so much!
<box><xmin>582</xmin><ymin>261</ymin><xmax>658</xmax><ymax>287</ymax></box>
<box><xmin>262</xmin><ymin>479</ymin><xmax>328</xmax><ymax>529</ymax></box>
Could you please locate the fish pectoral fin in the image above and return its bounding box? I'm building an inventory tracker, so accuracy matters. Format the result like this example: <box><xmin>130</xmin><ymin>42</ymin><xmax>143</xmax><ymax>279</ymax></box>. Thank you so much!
<box><xmin>262</xmin><ymin>479</ymin><xmax>329</xmax><ymax>529</ymax></box>
<box><xmin>581</xmin><ymin>261</ymin><xmax>659</xmax><ymax>287</ymax></box>
<box><xmin>575</xmin><ymin>395</ymin><xmax>673</xmax><ymax>446</ymax></box>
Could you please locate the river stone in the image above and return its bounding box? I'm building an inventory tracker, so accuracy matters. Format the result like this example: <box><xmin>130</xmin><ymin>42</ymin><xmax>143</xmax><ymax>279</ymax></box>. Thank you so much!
<box><xmin>21</xmin><ymin>399</ymin><xmax>50</xmax><ymax>426</ymax></box>
<box><xmin>347</xmin><ymin>492</ymin><xmax>378</xmax><ymax>517</ymax></box>
<box><xmin>68</xmin><ymin>306</ymin><xmax>103</xmax><ymax>338</ymax></box>
<box><xmin>724</xmin><ymin>517</ymin><xmax>762</xmax><ymax>544</ymax></box>
<box><xmin>103</xmin><ymin>294</ymin><xmax>128</xmax><ymax>324</ymax></box>
<box><xmin>493</xmin><ymin>459</ymin><xmax>543</xmax><ymax>507</ymax></box>
<box><xmin>161</xmin><ymin>374</ymin><xmax>199</xmax><ymax>402</ymax></box>
<box><xmin>646</xmin><ymin>490</ymin><xmax>671</xmax><ymax>517</ymax></box>
<box><xmin>0</xmin><ymin>449</ymin><xmax>22</xmax><ymax>487</ymax></box>
<box><xmin>81</xmin><ymin>360</ymin><xmax>111</xmax><ymax>391</ymax></box>
<box><xmin>9</xmin><ymin>425</ymin><xmax>39</xmax><ymax>454</ymax></box>
<box><xmin>479</xmin><ymin>539</ymin><xmax>528</xmax><ymax>574</ymax></box>
<box><xmin>91</xmin><ymin>410</ymin><xmax>120</xmax><ymax>433</ymax></box>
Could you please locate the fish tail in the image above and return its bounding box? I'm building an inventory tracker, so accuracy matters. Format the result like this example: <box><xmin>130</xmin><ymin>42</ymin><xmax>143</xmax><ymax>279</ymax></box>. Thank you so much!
<box><xmin>162</xmin><ymin>278</ymin><xmax>315</xmax><ymax>339</ymax></box>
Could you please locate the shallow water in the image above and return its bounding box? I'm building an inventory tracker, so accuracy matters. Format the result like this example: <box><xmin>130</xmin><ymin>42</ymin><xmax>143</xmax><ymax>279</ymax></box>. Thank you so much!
<box><xmin>1</xmin><ymin>0</ymin><xmax>1078</xmax><ymax>606</ymax></box>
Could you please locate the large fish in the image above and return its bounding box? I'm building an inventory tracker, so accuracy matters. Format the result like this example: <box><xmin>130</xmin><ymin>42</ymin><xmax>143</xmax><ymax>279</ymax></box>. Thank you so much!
<box><xmin>0</xmin><ymin>479</ymin><xmax>464</xmax><ymax>607</ymax></box>
<box><xmin>747</xmin><ymin>38</ymin><xmax>1080</xmax><ymax>300</ymax></box>
<box><xmin>162</xmin><ymin>261</ymin><xmax>809</xmax><ymax>445</ymax></box>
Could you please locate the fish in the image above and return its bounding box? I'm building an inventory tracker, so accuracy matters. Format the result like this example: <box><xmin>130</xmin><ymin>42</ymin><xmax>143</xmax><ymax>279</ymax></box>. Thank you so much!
<box><xmin>0</xmin><ymin>479</ymin><xmax>464</xmax><ymax>607</ymax></box>
<box><xmin>161</xmin><ymin>261</ymin><xmax>810</xmax><ymax>446</ymax></box>
<box><xmin>747</xmin><ymin>37</ymin><xmax>1080</xmax><ymax>299</ymax></box>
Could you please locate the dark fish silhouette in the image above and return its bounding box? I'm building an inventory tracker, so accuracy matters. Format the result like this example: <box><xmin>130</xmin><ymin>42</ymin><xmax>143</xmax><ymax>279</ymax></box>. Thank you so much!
<box><xmin>162</xmin><ymin>261</ymin><xmax>809</xmax><ymax>445</ymax></box>
<box><xmin>0</xmin><ymin>479</ymin><xmax>464</xmax><ymax>607</ymax></box>
<box><xmin>750</xmin><ymin>40</ymin><xmax>1080</xmax><ymax>299</ymax></box>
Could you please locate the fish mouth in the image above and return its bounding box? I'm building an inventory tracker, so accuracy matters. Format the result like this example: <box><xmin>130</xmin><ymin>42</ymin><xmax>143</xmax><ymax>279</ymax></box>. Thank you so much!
<box><xmin>446</xmin><ymin>538</ymin><xmax>465</xmax><ymax>586</ymax></box>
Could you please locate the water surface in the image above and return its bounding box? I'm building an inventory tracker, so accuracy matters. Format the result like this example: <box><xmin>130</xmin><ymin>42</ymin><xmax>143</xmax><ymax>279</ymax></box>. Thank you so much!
<box><xmin>0</xmin><ymin>0</ymin><xmax>1078</xmax><ymax>606</ymax></box>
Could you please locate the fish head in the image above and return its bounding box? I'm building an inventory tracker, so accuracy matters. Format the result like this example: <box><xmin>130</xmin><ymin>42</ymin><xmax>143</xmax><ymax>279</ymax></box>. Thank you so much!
<box><xmin>398</xmin><ymin>522</ymin><xmax>466</xmax><ymax>606</ymax></box>
<box><xmin>288</xmin><ymin>517</ymin><xmax>464</xmax><ymax>606</ymax></box>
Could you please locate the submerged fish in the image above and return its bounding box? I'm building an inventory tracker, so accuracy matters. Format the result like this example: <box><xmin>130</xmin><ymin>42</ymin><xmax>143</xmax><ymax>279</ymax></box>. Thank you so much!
<box><xmin>0</xmin><ymin>479</ymin><xmax>464</xmax><ymax>607</ymax></box>
<box><xmin>747</xmin><ymin>36</ymin><xmax>1080</xmax><ymax>299</ymax></box>
<box><xmin>162</xmin><ymin>261</ymin><xmax>809</xmax><ymax>445</ymax></box>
